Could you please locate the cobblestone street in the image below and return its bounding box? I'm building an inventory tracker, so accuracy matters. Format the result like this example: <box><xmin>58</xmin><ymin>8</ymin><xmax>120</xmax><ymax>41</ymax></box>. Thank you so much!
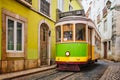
<box><xmin>1</xmin><ymin>0</ymin><xmax>120</xmax><ymax>80</ymax></box>
<box><xmin>5</xmin><ymin>60</ymin><xmax>119</xmax><ymax>80</ymax></box>
<box><xmin>100</xmin><ymin>60</ymin><xmax>120</xmax><ymax>80</ymax></box>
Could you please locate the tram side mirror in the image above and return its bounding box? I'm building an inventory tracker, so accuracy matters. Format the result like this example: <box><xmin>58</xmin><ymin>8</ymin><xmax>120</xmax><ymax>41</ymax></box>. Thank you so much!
<box><xmin>49</xmin><ymin>31</ymin><xmax>51</xmax><ymax>37</ymax></box>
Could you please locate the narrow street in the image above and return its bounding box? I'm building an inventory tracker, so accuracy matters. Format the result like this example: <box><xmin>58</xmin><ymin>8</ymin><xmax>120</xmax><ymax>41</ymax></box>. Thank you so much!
<box><xmin>9</xmin><ymin>60</ymin><xmax>120</xmax><ymax>80</ymax></box>
<box><xmin>0</xmin><ymin>0</ymin><xmax>120</xmax><ymax>80</ymax></box>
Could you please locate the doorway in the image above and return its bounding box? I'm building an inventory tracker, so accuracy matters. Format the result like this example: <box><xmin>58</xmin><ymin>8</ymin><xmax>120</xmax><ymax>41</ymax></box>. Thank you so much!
<box><xmin>104</xmin><ymin>42</ymin><xmax>107</xmax><ymax>59</ymax></box>
<box><xmin>40</xmin><ymin>23</ymin><xmax>49</xmax><ymax>66</ymax></box>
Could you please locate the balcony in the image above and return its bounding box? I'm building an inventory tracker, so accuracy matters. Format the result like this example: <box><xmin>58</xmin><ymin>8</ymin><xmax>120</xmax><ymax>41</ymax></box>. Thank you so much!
<box><xmin>97</xmin><ymin>14</ymin><xmax>101</xmax><ymax>23</ymax></box>
<box><xmin>103</xmin><ymin>6</ymin><xmax>107</xmax><ymax>17</ymax></box>
<box><xmin>58</xmin><ymin>10</ymin><xmax>85</xmax><ymax>19</ymax></box>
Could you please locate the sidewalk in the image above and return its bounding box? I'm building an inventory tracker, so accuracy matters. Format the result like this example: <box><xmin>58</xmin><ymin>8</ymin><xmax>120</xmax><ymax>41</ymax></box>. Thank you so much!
<box><xmin>0</xmin><ymin>65</ymin><xmax>56</xmax><ymax>80</ymax></box>
<box><xmin>99</xmin><ymin>60</ymin><xmax>120</xmax><ymax>80</ymax></box>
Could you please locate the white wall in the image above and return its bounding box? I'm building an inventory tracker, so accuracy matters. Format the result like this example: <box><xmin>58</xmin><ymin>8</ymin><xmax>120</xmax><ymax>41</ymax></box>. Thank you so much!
<box><xmin>82</xmin><ymin>0</ymin><xmax>115</xmax><ymax>58</ymax></box>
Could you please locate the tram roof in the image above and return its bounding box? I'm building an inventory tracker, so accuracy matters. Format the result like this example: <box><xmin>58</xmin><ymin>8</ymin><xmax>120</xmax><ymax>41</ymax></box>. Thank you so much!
<box><xmin>56</xmin><ymin>16</ymin><xmax>96</xmax><ymax>28</ymax></box>
<box><xmin>56</xmin><ymin>16</ymin><xmax>101</xmax><ymax>38</ymax></box>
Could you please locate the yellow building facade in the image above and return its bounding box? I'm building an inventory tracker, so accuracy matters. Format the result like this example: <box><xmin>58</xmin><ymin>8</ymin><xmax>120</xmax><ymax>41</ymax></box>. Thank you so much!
<box><xmin>0</xmin><ymin>0</ymin><xmax>82</xmax><ymax>73</ymax></box>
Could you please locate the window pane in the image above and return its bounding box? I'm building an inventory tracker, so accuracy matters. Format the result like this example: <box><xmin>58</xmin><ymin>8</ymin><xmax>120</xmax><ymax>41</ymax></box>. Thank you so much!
<box><xmin>46</xmin><ymin>0</ymin><xmax>50</xmax><ymax>3</ymax></box>
<box><xmin>17</xmin><ymin>22</ymin><xmax>22</xmax><ymax>50</ymax></box>
<box><xmin>40</xmin><ymin>0</ymin><xmax>50</xmax><ymax>16</ymax></box>
<box><xmin>58</xmin><ymin>0</ymin><xmax>63</xmax><ymax>11</ymax></box>
<box><xmin>75</xmin><ymin>24</ymin><xmax>85</xmax><ymax>41</ymax></box>
<box><xmin>56</xmin><ymin>26</ymin><xmax>61</xmax><ymax>42</ymax></box>
<box><xmin>63</xmin><ymin>24</ymin><xmax>73</xmax><ymax>41</ymax></box>
<box><xmin>8</xmin><ymin>19</ymin><xmax>14</xmax><ymax>50</ymax></box>
<box><xmin>69</xmin><ymin>5</ymin><xmax>73</xmax><ymax>11</ymax></box>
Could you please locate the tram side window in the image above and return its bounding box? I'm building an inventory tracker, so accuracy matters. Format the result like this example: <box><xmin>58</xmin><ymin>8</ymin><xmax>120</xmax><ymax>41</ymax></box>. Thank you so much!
<box><xmin>75</xmin><ymin>24</ymin><xmax>85</xmax><ymax>41</ymax></box>
<box><xmin>63</xmin><ymin>24</ymin><xmax>73</xmax><ymax>41</ymax></box>
<box><xmin>56</xmin><ymin>26</ymin><xmax>61</xmax><ymax>42</ymax></box>
<box><xmin>95</xmin><ymin>37</ymin><xmax>101</xmax><ymax>50</ymax></box>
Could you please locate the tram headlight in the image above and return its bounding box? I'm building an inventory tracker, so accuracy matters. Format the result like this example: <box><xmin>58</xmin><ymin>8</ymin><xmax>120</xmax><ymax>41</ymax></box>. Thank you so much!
<box><xmin>65</xmin><ymin>51</ymin><xmax>70</xmax><ymax>56</ymax></box>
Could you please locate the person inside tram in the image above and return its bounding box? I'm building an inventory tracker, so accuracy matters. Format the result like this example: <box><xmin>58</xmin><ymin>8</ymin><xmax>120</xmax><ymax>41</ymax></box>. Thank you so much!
<box><xmin>77</xmin><ymin>29</ymin><xmax>84</xmax><ymax>40</ymax></box>
<box><xmin>64</xmin><ymin>31</ymin><xmax>72</xmax><ymax>41</ymax></box>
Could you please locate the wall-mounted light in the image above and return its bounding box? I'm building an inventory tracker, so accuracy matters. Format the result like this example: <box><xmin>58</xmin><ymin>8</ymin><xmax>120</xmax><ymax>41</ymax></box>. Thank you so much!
<box><xmin>49</xmin><ymin>30</ymin><xmax>51</xmax><ymax>36</ymax></box>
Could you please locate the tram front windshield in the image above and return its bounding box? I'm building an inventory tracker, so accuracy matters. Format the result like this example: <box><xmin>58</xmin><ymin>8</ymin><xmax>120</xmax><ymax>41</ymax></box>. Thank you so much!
<box><xmin>56</xmin><ymin>23</ymin><xmax>86</xmax><ymax>42</ymax></box>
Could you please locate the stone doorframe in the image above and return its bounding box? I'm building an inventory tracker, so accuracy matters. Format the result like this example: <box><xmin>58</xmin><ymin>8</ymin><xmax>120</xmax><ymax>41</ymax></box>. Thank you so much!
<box><xmin>38</xmin><ymin>20</ymin><xmax>51</xmax><ymax>66</ymax></box>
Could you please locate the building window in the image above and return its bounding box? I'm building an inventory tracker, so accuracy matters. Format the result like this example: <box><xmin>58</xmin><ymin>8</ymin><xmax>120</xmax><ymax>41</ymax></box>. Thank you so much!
<box><xmin>58</xmin><ymin>0</ymin><xmax>64</xmax><ymax>12</ymax></box>
<box><xmin>108</xmin><ymin>41</ymin><xmax>111</xmax><ymax>51</ymax></box>
<box><xmin>98</xmin><ymin>25</ymin><xmax>100</xmax><ymax>32</ymax></box>
<box><xmin>7</xmin><ymin>17</ymin><xmax>24</xmax><ymax>52</ymax></box>
<box><xmin>69</xmin><ymin>4</ymin><xmax>73</xmax><ymax>11</ymax></box>
<box><xmin>75</xmin><ymin>24</ymin><xmax>86</xmax><ymax>41</ymax></box>
<box><xmin>40</xmin><ymin>0</ymin><xmax>50</xmax><ymax>16</ymax></box>
<box><xmin>112</xmin><ymin>34</ymin><xmax>116</xmax><ymax>46</ymax></box>
<box><xmin>104</xmin><ymin>20</ymin><xmax>107</xmax><ymax>32</ymax></box>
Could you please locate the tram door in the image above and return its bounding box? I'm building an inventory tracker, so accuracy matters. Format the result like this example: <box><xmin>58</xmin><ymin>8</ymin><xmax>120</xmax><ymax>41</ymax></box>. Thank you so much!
<box><xmin>40</xmin><ymin>23</ymin><xmax>49</xmax><ymax>65</ymax></box>
<box><xmin>88</xmin><ymin>28</ymin><xmax>92</xmax><ymax>60</ymax></box>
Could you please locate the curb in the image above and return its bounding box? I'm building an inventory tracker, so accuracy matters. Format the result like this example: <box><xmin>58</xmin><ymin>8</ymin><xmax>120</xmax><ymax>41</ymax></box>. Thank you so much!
<box><xmin>0</xmin><ymin>65</ymin><xmax>56</xmax><ymax>79</ymax></box>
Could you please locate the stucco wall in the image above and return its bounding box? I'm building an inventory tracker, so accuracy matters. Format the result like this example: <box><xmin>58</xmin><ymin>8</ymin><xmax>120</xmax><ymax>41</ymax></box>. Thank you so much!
<box><xmin>0</xmin><ymin>0</ymin><xmax>56</xmax><ymax>60</ymax></box>
<box><xmin>64</xmin><ymin>0</ymin><xmax>82</xmax><ymax>12</ymax></box>
<box><xmin>0</xmin><ymin>1</ymin><xmax>1</xmax><ymax>60</ymax></box>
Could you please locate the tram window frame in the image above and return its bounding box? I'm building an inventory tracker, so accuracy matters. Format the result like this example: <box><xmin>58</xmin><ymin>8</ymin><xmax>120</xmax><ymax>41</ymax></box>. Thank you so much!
<box><xmin>75</xmin><ymin>23</ymin><xmax>86</xmax><ymax>41</ymax></box>
<box><xmin>63</xmin><ymin>24</ymin><xmax>73</xmax><ymax>42</ymax></box>
<box><xmin>88</xmin><ymin>28</ymin><xmax>92</xmax><ymax>44</ymax></box>
<box><xmin>56</xmin><ymin>26</ymin><xmax>61</xmax><ymax>42</ymax></box>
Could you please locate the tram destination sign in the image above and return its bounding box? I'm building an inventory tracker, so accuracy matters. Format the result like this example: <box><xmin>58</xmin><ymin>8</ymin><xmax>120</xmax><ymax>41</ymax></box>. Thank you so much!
<box><xmin>59</xmin><ymin>10</ymin><xmax>85</xmax><ymax>18</ymax></box>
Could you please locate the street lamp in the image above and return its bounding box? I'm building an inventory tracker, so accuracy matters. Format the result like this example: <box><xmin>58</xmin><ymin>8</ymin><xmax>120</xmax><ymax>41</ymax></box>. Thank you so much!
<box><xmin>106</xmin><ymin>0</ymin><xmax>111</xmax><ymax>9</ymax></box>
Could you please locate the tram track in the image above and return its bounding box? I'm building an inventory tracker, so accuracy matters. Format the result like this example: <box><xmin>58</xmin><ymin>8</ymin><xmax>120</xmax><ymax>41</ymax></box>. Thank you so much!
<box><xmin>34</xmin><ymin>71</ymin><xmax>81</xmax><ymax>80</ymax></box>
<box><xmin>58</xmin><ymin>72</ymin><xmax>77</xmax><ymax>80</ymax></box>
<box><xmin>34</xmin><ymin>71</ymin><xmax>60</xmax><ymax>80</ymax></box>
<box><xmin>34</xmin><ymin>71</ymin><xmax>78</xmax><ymax>80</ymax></box>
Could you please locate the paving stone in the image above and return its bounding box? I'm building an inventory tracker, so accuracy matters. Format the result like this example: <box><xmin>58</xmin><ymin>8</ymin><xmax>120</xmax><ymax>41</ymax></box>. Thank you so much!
<box><xmin>99</xmin><ymin>64</ymin><xmax>120</xmax><ymax>80</ymax></box>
